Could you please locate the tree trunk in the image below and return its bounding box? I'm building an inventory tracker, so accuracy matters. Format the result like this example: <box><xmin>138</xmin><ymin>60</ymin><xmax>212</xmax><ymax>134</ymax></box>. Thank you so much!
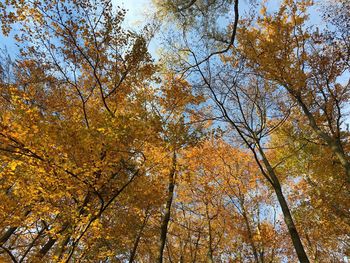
<box><xmin>19</xmin><ymin>227</ymin><xmax>45</xmax><ymax>263</ymax></box>
<box><xmin>39</xmin><ymin>236</ymin><xmax>56</xmax><ymax>257</ymax></box>
<box><xmin>0</xmin><ymin>210</ymin><xmax>31</xmax><ymax>247</ymax></box>
<box><xmin>157</xmin><ymin>151</ymin><xmax>177</xmax><ymax>263</ymax></box>
<box><xmin>0</xmin><ymin>227</ymin><xmax>16</xmax><ymax>247</ymax></box>
<box><xmin>241</xmin><ymin>203</ymin><xmax>260</xmax><ymax>263</ymax></box>
<box><xmin>129</xmin><ymin>209</ymin><xmax>150</xmax><ymax>263</ymax></box>
<box><xmin>274</xmin><ymin>184</ymin><xmax>309</xmax><ymax>262</ymax></box>
<box><xmin>258</xmin><ymin>146</ymin><xmax>310</xmax><ymax>263</ymax></box>
<box><xmin>205</xmin><ymin>202</ymin><xmax>214</xmax><ymax>263</ymax></box>
<box><xmin>38</xmin><ymin>223</ymin><xmax>69</xmax><ymax>258</ymax></box>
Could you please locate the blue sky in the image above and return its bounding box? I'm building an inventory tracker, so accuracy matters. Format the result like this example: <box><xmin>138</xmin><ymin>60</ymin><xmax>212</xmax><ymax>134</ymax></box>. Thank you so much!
<box><xmin>0</xmin><ymin>0</ymin><xmax>326</xmax><ymax>59</ymax></box>
<box><xmin>119</xmin><ymin>0</ymin><xmax>159</xmax><ymax>58</ymax></box>
<box><xmin>119</xmin><ymin>0</ymin><xmax>153</xmax><ymax>29</ymax></box>
<box><xmin>0</xmin><ymin>0</ymin><xmax>155</xmax><ymax>56</ymax></box>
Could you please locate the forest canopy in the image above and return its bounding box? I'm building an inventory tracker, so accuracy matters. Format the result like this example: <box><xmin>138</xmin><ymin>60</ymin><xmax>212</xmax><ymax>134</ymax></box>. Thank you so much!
<box><xmin>0</xmin><ymin>0</ymin><xmax>349</xmax><ymax>262</ymax></box>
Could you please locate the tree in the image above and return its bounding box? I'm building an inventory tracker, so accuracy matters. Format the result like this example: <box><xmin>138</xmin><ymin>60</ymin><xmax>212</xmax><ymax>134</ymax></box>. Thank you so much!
<box><xmin>268</xmin><ymin>118</ymin><xmax>350</xmax><ymax>261</ymax></box>
<box><xmin>153</xmin><ymin>74</ymin><xmax>204</xmax><ymax>263</ymax></box>
<box><xmin>172</xmin><ymin>138</ymin><xmax>287</xmax><ymax>262</ymax></box>
<box><xmin>0</xmin><ymin>0</ymin><xmax>162</xmax><ymax>261</ymax></box>
<box><xmin>0</xmin><ymin>0</ymin><xmax>349</xmax><ymax>262</ymax></box>
<box><xmin>237</xmin><ymin>0</ymin><xmax>350</xmax><ymax>184</ymax></box>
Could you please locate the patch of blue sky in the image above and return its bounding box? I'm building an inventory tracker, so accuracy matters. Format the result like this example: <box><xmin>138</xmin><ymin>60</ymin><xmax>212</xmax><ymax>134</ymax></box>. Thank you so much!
<box><xmin>115</xmin><ymin>0</ymin><xmax>158</xmax><ymax>58</ymax></box>
<box><xmin>0</xmin><ymin>23</ymin><xmax>21</xmax><ymax>57</ymax></box>
<box><xmin>0</xmin><ymin>1</ymin><xmax>157</xmax><ymax>56</ymax></box>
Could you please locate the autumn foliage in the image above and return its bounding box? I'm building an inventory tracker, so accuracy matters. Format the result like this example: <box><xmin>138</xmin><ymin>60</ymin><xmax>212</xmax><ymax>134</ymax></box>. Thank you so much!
<box><xmin>0</xmin><ymin>0</ymin><xmax>349</xmax><ymax>262</ymax></box>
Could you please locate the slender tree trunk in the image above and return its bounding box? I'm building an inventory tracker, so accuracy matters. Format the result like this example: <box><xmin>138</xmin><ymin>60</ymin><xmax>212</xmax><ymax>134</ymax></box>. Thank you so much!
<box><xmin>129</xmin><ymin>209</ymin><xmax>150</xmax><ymax>263</ymax></box>
<box><xmin>0</xmin><ymin>227</ymin><xmax>17</xmax><ymax>246</ymax></box>
<box><xmin>192</xmin><ymin>231</ymin><xmax>201</xmax><ymax>263</ymax></box>
<box><xmin>273</xmin><ymin>184</ymin><xmax>309</xmax><ymax>263</ymax></box>
<box><xmin>241</xmin><ymin>203</ymin><xmax>260</xmax><ymax>263</ymax></box>
<box><xmin>258</xmin><ymin>146</ymin><xmax>309</xmax><ymax>263</ymax></box>
<box><xmin>0</xmin><ymin>210</ymin><xmax>31</xmax><ymax>247</ymax></box>
<box><xmin>157</xmin><ymin>151</ymin><xmax>177</xmax><ymax>263</ymax></box>
<box><xmin>39</xmin><ymin>236</ymin><xmax>56</xmax><ymax>257</ymax></box>
<box><xmin>205</xmin><ymin>203</ymin><xmax>214</xmax><ymax>263</ymax></box>
<box><xmin>37</xmin><ymin>223</ymin><xmax>69</xmax><ymax>258</ymax></box>
<box><xmin>38</xmin><ymin>191</ymin><xmax>93</xmax><ymax>259</ymax></box>
<box><xmin>19</xmin><ymin>226</ymin><xmax>45</xmax><ymax>263</ymax></box>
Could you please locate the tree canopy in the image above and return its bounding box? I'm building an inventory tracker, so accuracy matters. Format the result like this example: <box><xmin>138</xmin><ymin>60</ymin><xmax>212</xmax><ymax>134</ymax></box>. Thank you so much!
<box><xmin>0</xmin><ymin>0</ymin><xmax>349</xmax><ymax>262</ymax></box>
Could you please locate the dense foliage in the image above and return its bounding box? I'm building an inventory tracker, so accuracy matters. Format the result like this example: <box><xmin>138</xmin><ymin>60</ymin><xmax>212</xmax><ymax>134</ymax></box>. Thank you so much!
<box><xmin>0</xmin><ymin>0</ymin><xmax>349</xmax><ymax>262</ymax></box>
